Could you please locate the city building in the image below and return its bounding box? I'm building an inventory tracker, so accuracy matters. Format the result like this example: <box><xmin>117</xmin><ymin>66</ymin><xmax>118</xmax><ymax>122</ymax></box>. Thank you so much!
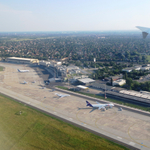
<box><xmin>39</xmin><ymin>60</ymin><xmax>51</xmax><ymax>66</ymax></box>
<box><xmin>141</xmin><ymin>67</ymin><xmax>150</xmax><ymax>70</ymax></box>
<box><xmin>113</xmin><ymin>79</ymin><xmax>126</xmax><ymax>86</ymax></box>
<box><xmin>122</xmin><ymin>68</ymin><xmax>132</xmax><ymax>72</ymax></box>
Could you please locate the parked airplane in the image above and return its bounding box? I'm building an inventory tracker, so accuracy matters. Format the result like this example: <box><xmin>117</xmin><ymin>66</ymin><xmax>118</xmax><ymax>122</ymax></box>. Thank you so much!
<box><xmin>136</xmin><ymin>26</ymin><xmax>150</xmax><ymax>39</ymax></box>
<box><xmin>22</xmin><ymin>81</ymin><xmax>28</xmax><ymax>84</ymax></box>
<box><xmin>55</xmin><ymin>93</ymin><xmax>70</xmax><ymax>98</ymax></box>
<box><xmin>118</xmin><ymin>107</ymin><xmax>123</xmax><ymax>111</ymax></box>
<box><xmin>17</xmin><ymin>69</ymin><xmax>29</xmax><ymax>73</ymax></box>
<box><xmin>86</xmin><ymin>101</ymin><xmax>114</xmax><ymax>112</ymax></box>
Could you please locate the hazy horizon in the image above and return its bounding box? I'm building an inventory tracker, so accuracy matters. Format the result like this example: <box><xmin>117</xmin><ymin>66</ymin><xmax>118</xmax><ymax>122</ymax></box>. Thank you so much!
<box><xmin>0</xmin><ymin>30</ymin><xmax>139</xmax><ymax>33</ymax></box>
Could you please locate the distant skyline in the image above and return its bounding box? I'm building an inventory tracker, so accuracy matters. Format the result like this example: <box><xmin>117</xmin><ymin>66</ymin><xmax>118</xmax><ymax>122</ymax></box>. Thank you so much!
<box><xmin>0</xmin><ymin>0</ymin><xmax>150</xmax><ymax>32</ymax></box>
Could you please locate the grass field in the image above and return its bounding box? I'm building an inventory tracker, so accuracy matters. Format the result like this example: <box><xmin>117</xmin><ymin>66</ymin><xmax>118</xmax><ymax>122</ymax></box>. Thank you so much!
<box><xmin>0</xmin><ymin>66</ymin><xmax>4</xmax><ymax>71</ymax></box>
<box><xmin>147</xmin><ymin>55</ymin><xmax>150</xmax><ymax>63</ymax></box>
<box><xmin>0</xmin><ymin>94</ymin><xmax>128</xmax><ymax>150</ymax></box>
<box><xmin>56</xmin><ymin>86</ymin><xmax>150</xmax><ymax>112</ymax></box>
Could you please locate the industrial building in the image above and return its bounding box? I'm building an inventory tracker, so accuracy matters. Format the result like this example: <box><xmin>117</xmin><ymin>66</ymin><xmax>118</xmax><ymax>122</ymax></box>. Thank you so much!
<box><xmin>106</xmin><ymin>90</ymin><xmax>150</xmax><ymax>106</ymax></box>
<box><xmin>7</xmin><ymin>57</ymin><xmax>39</xmax><ymax>64</ymax></box>
<box><xmin>77</xmin><ymin>78</ymin><xmax>95</xmax><ymax>86</ymax></box>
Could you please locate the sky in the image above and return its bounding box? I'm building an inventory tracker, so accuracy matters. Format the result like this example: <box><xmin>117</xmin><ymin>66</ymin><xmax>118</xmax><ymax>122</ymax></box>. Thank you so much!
<box><xmin>0</xmin><ymin>0</ymin><xmax>150</xmax><ymax>32</ymax></box>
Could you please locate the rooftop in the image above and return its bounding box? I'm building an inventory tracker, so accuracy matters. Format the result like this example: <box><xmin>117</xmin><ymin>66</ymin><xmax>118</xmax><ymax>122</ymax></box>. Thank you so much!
<box><xmin>7</xmin><ymin>57</ymin><xmax>37</xmax><ymax>61</ymax></box>
<box><xmin>78</xmin><ymin>78</ymin><xmax>95</xmax><ymax>83</ymax></box>
<box><xmin>76</xmin><ymin>85</ymin><xmax>88</xmax><ymax>89</ymax></box>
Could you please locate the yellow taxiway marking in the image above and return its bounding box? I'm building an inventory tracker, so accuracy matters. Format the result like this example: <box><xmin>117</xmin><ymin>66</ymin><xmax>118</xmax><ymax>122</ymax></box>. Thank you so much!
<box><xmin>94</xmin><ymin>109</ymin><xmax>130</xmax><ymax>141</ymax></box>
<box><xmin>76</xmin><ymin>110</ymin><xmax>91</xmax><ymax>126</ymax></box>
<box><xmin>128</xmin><ymin>123</ymin><xmax>150</xmax><ymax>148</ymax></box>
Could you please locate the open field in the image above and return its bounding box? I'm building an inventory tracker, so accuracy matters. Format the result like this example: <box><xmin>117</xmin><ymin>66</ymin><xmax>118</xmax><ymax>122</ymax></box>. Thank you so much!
<box><xmin>0</xmin><ymin>94</ymin><xmax>128</xmax><ymax>150</ymax></box>
<box><xmin>0</xmin><ymin>62</ymin><xmax>150</xmax><ymax>150</ymax></box>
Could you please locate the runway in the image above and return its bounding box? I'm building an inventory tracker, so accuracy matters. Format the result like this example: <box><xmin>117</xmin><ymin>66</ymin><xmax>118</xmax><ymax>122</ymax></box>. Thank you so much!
<box><xmin>0</xmin><ymin>62</ymin><xmax>150</xmax><ymax>150</ymax></box>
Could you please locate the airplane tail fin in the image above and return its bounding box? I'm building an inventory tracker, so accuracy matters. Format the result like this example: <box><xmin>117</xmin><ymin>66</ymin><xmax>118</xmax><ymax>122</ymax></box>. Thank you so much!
<box><xmin>86</xmin><ymin>101</ymin><xmax>93</xmax><ymax>107</ymax></box>
<box><xmin>17</xmin><ymin>69</ymin><xmax>20</xmax><ymax>72</ymax></box>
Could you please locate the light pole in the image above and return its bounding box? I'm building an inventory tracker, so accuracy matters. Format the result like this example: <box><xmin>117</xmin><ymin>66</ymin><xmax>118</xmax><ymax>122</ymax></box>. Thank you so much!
<box><xmin>105</xmin><ymin>84</ymin><xmax>107</xmax><ymax>99</ymax></box>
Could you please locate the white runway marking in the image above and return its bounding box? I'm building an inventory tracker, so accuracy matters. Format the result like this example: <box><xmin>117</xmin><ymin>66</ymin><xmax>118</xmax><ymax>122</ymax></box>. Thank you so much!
<box><xmin>129</xmin><ymin>142</ymin><xmax>135</xmax><ymax>146</ymax></box>
<box><xmin>117</xmin><ymin>136</ymin><xmax>122</xmax><ymax>140</ymax></box>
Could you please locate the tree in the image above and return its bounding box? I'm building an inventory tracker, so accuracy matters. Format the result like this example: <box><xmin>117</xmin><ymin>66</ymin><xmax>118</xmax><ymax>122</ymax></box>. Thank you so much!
<box><xmin>126</xmin><ymin>77</ymin><xmax>133</xmax><ymax>89</ymax></box>
<box><xmin>125</xmin><ymin>51</ymin><xmax>130</xmax><ymax>59</ymax></box>
<box><xmin>111</xmin><ymin>78</ymin><xmax>113</xmax><ymax>86</ymax></box>
<box><xmin>125</xmin><ymin>72</ymin><xmax>128</xmax><ymax>79</ymax></box>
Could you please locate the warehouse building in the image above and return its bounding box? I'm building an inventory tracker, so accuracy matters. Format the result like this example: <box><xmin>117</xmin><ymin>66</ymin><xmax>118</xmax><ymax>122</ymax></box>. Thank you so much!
<box><xmin>7</xmin><ymin>57</ymin><xmax>39</xmax><ymax>64</ymax></box>
<box><xmin>77</xmin><ymin>78</ymin><xmax>95</xmax><ymax>86</ymax></box>
<box><xmin>106</xmin><ymin>90</ymin><xmax>150</xmax><ymax>106</ymax></box>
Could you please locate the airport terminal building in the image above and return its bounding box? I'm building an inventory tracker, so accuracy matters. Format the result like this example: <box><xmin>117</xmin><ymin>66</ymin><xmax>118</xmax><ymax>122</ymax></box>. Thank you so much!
<box><xmin>7</xmin><ymin>57</ymin><xmax>39</xmax><ymax>64</ymax></box>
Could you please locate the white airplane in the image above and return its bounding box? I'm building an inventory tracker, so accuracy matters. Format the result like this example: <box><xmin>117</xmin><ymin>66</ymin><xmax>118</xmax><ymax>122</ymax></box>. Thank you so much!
<box><xmin>86</xmin><ymin>101</ymin><xmax>114</xmax><ymax>112</ymax></box>
<box><xmin>17</xmin><ymin>69</ymin><xmax>29</xmax><ymax>73</ymax></box>
<box><xmin>118</xmin><ymin>107</ymin><xmax>123</xmax><ymax>111</ymax></box>
<box><xmin>55</xmin><ymin>93</ymin><xmax>70</xmax><ymax>98</ymax></box>
<box><xmin>136</xmin><ymin>26</ymin><xmax>150</xmax><ymax>39</ymax></box>
<box><xmin>22</xmin><ymin>81</ymin><xmax>28</xmax><ymax>84</ymax></box>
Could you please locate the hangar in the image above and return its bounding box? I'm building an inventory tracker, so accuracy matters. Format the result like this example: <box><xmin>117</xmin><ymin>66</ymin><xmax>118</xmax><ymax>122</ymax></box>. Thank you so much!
<box><xmin>77</xmin><ymin>78</ymin><xmax>95</xmax><ymax>86</ymax></box>
<box><xmin>7</xmin><ymin>57</ymin><xmax>39</xmax><ymax>64</ymax></box>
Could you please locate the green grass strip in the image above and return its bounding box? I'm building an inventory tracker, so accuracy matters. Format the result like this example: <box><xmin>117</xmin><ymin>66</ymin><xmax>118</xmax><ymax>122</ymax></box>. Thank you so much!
<box><xmin>0</xmin><ymin>93</ymin><xmax>128</xmax><ymax>150</ymax></box>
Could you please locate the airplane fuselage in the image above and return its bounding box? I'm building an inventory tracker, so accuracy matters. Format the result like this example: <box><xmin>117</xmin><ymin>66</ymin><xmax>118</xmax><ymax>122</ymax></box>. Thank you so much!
<box><xmin>86</xmin><ymin>101</ymin><xmax>114</xmax><ymax>110</ymax></box>
<box><xmin>18</xmin><ymin>69</ymin><xmax>29</xmax><ymax>72</ymax></box>
<box><xmin>92</xmin><ymin>104</ymin><xmax>112</xmax><ymax>108</ymax></box>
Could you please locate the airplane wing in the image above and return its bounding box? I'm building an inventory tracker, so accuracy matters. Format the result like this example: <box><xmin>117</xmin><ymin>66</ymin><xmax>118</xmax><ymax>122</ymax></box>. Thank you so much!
<box><xmin>96</xmin><ymin>101</ymin><xmax>100</xmax><ymax>104</ymax></box>
<box><xmin>98</xmin><ymin>106</ymin><xmax>105</xmax><ymax>110</ymax></box>
<box><xmin>89</xmin><ymin>108</ymin><xmax>97</xmax><ymax>113</ymax></box>
<box><xmin>136</xmin><ymin>26</ymin><xmax>150</xmax><ymax>39</ymax></box>
<box><xmin>98</xmin><ymin>106</ymin><xmax>103</xmax><ymax>110</ymax></box>
<box><xmin>55</xmin><ymin>93</ymin><xmax>60</xmax><ymax>96</ymax></box>
<box><xmin>64</xmin><ymin>95</ymin><xmax>70</xmax><ymax>97</ymax></box>
<box><xmin>60</xmin><ymin>94</ymin><xmax>70</xmax><ymax>97</ymax></box>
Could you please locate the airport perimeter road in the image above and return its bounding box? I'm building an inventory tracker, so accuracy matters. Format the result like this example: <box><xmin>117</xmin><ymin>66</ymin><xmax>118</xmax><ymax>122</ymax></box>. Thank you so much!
<box><xmin>0</xmin><ymin>63</ymin><xmax>150</xmax><ymax>150</ymax></box>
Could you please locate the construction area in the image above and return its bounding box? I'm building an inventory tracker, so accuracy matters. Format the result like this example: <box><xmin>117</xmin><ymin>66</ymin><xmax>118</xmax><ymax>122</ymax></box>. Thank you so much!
<box><xmin>0</xmin><ymin>62</ymin><xmax>150</xmax><ymax>150</ymax></box>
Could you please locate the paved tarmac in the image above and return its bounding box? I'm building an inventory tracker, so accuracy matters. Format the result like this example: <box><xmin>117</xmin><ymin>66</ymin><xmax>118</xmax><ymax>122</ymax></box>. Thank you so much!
<box><xmin>0</xmin><ymin>62</ymin><xmax>150</xmax><ymax>150</ymax></box>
